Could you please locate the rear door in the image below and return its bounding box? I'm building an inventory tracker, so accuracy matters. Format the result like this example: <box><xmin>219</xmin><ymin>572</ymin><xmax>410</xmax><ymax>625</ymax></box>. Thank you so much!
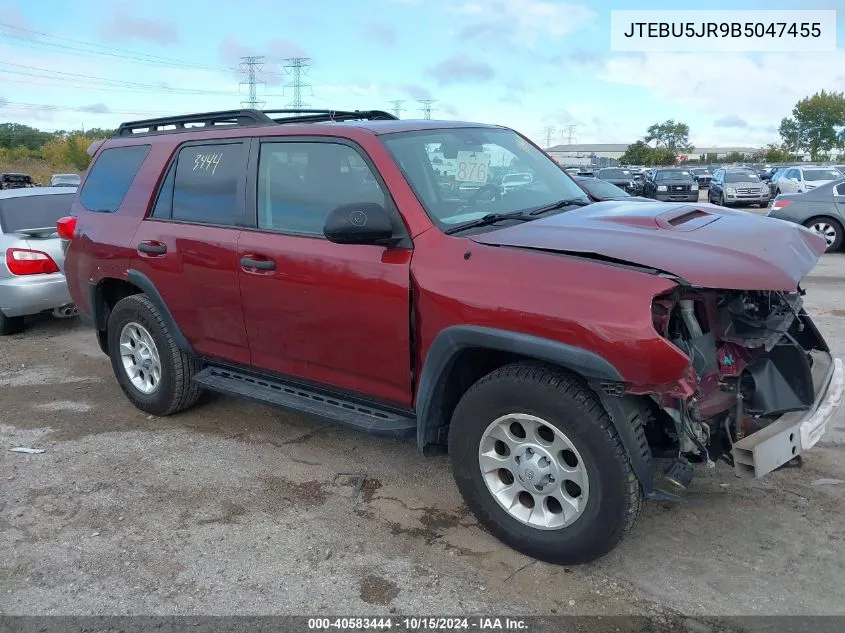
<box><xmin>131</xmin><ymin>140</ymin><xmax>251</xmax><ymax>365</ymax></box>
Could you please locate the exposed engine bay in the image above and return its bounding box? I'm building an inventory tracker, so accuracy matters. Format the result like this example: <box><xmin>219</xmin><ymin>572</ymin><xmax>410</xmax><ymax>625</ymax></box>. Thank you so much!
<box><xmin>648</xmin><ymin>287</ymin><xmax>834</xmax><ymax>486</ymax></box>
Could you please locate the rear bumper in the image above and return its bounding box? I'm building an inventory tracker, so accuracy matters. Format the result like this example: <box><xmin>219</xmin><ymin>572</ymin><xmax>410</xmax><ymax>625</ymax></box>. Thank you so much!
<box><xmin>732</xmin><ymin>356</ymin><xmax>844</xmax><ymax>478</ymax></box>
<box><xmin>0</xmin><ymin>273</ymin><xmax>72</xmax><ymax>317</ymax></box>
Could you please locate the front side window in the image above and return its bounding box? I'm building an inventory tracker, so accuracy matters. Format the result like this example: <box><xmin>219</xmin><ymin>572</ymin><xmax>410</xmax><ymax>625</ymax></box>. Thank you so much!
<box><xmin>171</xmin><ymin>142</ymin><xmax>246</xmax><ymax>225</ymax></box>
<box><xmin>257</xmin><ymin>142</ymin><xmax>387</xmax><ymax>236</ymax></box>
<box><xmin>80</xmin><ymin>145</ymin><xmax>151</xmax><ymax>212</ymax></box>
<box><xmin>382</xmin><ymin>127</ymin><xmax>587</xmax><ymax>229</ymax></box>
<box><xmin>834</xmin><ymin>183</ymin><xmax>845</xmax><ymax>196</ymax></box>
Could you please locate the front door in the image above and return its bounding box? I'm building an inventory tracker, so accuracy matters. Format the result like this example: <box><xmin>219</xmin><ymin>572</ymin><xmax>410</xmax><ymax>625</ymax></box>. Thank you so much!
<box><xmin>237</xmin><ymin>139</ymin><xmax>413</xmax><ymax>406</ymax></box>
<box><xmin>131</xmin><ymin>140</ymin><xmax>251</xmax><ymax>365</ymax></box>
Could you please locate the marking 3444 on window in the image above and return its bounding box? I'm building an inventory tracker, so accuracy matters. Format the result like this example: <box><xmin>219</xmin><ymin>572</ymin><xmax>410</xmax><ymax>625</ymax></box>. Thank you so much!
<box><xmin>193</xmin><ymin>152</ymin><xmax>222</xmax><ymax>175</ymax></box>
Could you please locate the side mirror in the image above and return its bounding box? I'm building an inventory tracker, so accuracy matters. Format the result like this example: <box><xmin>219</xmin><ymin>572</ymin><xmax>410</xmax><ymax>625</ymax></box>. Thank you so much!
<box><xmin>323</xmin><ymin>203</ymin><xmax>396</xmax><ymax>245</ymax></box>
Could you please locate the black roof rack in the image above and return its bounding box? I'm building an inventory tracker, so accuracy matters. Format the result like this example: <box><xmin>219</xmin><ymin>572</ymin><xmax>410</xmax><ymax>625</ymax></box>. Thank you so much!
<box><xmin>116</xmin><ymin>108</ymin><xmax>398</xmax><ymax>137</ymax></box>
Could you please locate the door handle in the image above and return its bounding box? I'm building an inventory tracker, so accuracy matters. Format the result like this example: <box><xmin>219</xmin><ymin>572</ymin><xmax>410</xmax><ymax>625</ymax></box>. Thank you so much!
<box><xmin>137</xmin><ymin>241</ymin><xmax>167</xmax><ymax>255</ymax></box>
<box><xmin>240</xmin><ymin>256</ymin><xmax>276</xmax><ymax>271</ymax></box>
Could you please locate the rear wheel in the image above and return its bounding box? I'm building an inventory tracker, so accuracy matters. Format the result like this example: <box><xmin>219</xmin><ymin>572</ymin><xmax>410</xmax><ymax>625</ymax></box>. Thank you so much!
<box><xmin>0</xmin><ymin>311</ymin><xmax>26</xmax><ymax>336</ymax></box>
<box><xmin>803</xmin><ymin>217</ymin><xmax>843</xmax><ymax>253</ymax></box>
<box><xmin>107</xmin><ymin>294</ymin><xmax>201</xmax><ymax>415</ymax></box>
<box><xmin>448</xmin><ymin>362</ymin><xmax>642</xmax><ymax>565</ymax></box>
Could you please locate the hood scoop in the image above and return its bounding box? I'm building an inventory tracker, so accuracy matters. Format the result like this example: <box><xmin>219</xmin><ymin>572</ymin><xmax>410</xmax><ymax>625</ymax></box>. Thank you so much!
<box><xmin>655</xmin><ymin>207</ymin><xmax>719</xmax><ymax>232</ymax></box>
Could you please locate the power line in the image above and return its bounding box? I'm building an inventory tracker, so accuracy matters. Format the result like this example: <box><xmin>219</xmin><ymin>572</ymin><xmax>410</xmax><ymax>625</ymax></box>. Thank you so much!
<box><xmin>418</xmin><ymin>99</ymin><xmax>437</xmax><ymax>120</ymax></box>
<box><xmin>388</xmin><ymin>100</ymin><xmax>405</xmax><ymax>118</ymax></box>
<box><xmin>542</xmin><ymin>125</ymin><xmax>556</xmax><ymax>148</ymax></box>
<box><xmin>283</xmin><ymin>57</ymin><xmax>312</xmax><ymax>109</ymax></box>
<box><xmin>561</xmin><ymin>125</ymin><xmax>577</xmax><ymax>145</ymax></box>
<box><xmin>239</xmin><ymin>56</ymin><xmax>265</xmax><ymax>109</ymax></box>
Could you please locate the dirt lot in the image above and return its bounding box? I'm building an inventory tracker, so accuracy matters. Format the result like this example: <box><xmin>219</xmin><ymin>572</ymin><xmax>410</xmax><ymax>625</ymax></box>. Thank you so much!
<box><xmin>2</xmin><ymin>251</ymin><xmax>845</xmax><ymax>622</ymax></box>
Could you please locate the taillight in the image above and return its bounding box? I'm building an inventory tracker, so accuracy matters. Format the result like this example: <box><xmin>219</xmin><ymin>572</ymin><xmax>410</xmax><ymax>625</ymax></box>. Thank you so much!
<box><xmin>771</xmin><ymin>199</ymin><xmax>793</xmax><ymax>210</ymax></box>
<box><xmin>5</xmin><ymin>248</ymin><xmax>60</xmax><ymax>275</ymax></box>
<box><xmin>56</xmin><ymin>216</ymin><xmax>77</xmax><ymax>241</ymax></box>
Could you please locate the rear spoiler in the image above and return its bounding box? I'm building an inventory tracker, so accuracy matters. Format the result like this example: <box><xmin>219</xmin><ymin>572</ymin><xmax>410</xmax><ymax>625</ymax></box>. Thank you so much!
<box><xmin>87</xmin><ymin>139</ymin><xmax>105</xmax><ymax>156</ymax></box>
<box><xmin>15</xmin><ymin>227</ymin><xmax>57</xmax><ymax>239</ymax></box>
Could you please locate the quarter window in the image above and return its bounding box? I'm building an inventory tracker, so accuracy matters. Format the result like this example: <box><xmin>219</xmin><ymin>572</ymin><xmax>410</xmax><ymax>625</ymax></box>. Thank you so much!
<box><xmin>79</xmin><ymin>145</ymin><xmax>151</xmax><ymax>213</ymax></box>
<box><xmin>257</xmin><ymin>142</ymin><xmax>387</xmax><ymax>236</ymax></box>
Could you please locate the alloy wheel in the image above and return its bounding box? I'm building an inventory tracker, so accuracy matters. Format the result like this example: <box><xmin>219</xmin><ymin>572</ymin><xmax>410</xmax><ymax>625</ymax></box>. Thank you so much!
<box><xmin>119</xmin><ymin>322</ymin><xmax>162</xmax><ymax>395</ymax></box>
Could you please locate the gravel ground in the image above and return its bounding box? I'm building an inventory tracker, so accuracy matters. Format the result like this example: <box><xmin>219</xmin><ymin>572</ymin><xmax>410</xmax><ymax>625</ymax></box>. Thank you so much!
<box><xmin>2</xmin><ymin>228</ymin><xmax>844</xmax><ymax>622</ymax></box>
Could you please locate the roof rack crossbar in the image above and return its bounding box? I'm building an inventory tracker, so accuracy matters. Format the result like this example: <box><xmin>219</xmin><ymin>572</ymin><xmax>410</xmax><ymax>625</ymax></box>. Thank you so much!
<box><xmin>115</xmin><ymin>108</ymin><xmax>398</xmax><ymax>137</ymax></box>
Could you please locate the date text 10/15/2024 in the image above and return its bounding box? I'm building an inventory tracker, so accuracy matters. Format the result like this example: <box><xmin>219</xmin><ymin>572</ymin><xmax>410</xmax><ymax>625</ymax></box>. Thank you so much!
<box><xmin>308</xmin><ymin>617</ymin><xmax>528</xmax><ymax>631</ymax></box>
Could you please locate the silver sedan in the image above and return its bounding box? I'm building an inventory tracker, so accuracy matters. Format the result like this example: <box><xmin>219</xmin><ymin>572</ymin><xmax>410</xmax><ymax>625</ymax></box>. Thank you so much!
<box><xmin>0</xmin><ymin>188</ymin><xmax>77</xmax><ymax>335</ymax></box>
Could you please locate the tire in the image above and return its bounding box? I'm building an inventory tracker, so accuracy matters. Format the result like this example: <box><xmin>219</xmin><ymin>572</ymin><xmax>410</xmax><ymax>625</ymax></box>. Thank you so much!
<box><xmin>718</xmin><ymin>192</ymin><xmax>729</xmax><ymax>207</ymax></box>
<box><xmin>107</xmin><ymin>294</ymin><xmax>201</xmax><ymax>416</ymax></box>
<box><xmin>0</xmin><ymin>311</ymin><xmax>26</xmax><ymax>336</ymax></box>
<box><xmin>803</xmin><ymin>217</ymin><xmax>844</xmax><ymax>253</ymax></box>
<box><xmin>448</xmin><ymin>362</ymin><xmax>643</xmax><ymax>565</ymax></box>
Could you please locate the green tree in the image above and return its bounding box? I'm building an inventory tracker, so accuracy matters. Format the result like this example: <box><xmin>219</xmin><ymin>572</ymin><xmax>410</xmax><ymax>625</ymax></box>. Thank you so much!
<box><xmin>651</xmin><ymin>148</ymin><xmax>676</xmax><ymax>165</ymax></box>
<box><xmin>722</xmin><ymin>151</ymin><xmax>750</xmax><ymax>164</ymax></box>
<box><xmin>645</xmin><ymin>119</ymin><xmax>694</xmax><ymax>152</ymax></box>
<box><xmin>619</xmin><ymin>140</ymin><xmax>653</xmax><ymax>165</ymax></box>
<box><xmin>0</xmin><ymin>123</ymin><xmax>54</xmax><ymax>150</ymax></box>
<box><xmin>763</xmin><ymin>144</ymin><xmax>792</xmax><ymax>163</ymax></box>
<box><xmin>779</xmin><ymin>90</ymin><xmax>845</xmax><ymax>160</ymax></box>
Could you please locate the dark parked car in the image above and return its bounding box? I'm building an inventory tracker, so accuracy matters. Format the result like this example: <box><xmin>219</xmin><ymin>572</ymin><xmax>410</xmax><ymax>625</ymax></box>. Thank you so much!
<box><xmin>642</xmin><ymin>168</ymin><xmax>699</xmax><ymax>202</ymax></box>
<box><xmin>708</xmin><ymin>168</ymin><xmax>770</xmax><ymax>207</ymax></box>
<box><xmin>60</xmin><ymin>108</ymin><xmax>843</xmax><ymax>566</ymax></box>
<box><xmin>689</xmin><ymin>168</ymin><xmax>712</xmax><ymax>188</ymax></box>
<box><xmin>0</xmin><ymin>173</ymin><xmax>34</xmax><ymax>190</ymax></box>
<box><xmin>595</xmin><ymin>168</ymin><xmax>639</xmax><ymax>194</ymax></box>
<box><xmin>574</xmin><ymin>176</ymin><xmax>649</xmax><ymax>201</ymax></box>
<box><xmin>767</xmin><ymin>178</ymin><xmax>845</xmax><ymax>252</ymax></box>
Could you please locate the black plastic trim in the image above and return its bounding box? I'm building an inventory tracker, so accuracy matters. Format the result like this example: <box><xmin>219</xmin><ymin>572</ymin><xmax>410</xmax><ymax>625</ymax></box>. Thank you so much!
<box><xmin>194</xmin><ymin>365</ymin><xmax>416</xmax><ymax>438</ymax></box>
<box><xmin>126</xmin><ymin>269</ymin><xmax>193</xmax><ymax>353</ymax></box>
<box><xmin>414</xmin><ymin>325</ymin><xmax>623</xmax><ymax>452</ymax></box>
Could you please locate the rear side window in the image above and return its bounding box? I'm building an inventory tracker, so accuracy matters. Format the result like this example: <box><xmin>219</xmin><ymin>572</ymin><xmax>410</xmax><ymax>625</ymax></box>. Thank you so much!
<box><xmin>170</xmin><ymin>143</ymin><xmax>246</xmax><ymax>225</ymax></box>
<box><xmin>0</xmin><ymin>193</ymin><xmax>74</xmax><ymax>233</ymax></box>
<box><xmin>80</xmin><ymin>145</ymin><xmax>151</xmax><ymax>212</ymax></box>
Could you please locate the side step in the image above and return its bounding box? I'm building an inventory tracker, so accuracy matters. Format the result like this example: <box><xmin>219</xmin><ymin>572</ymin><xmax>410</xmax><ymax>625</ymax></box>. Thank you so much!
<box><xmin>193</xmin><ymin>366</ymin><xmax>417</xmax><ymax>438</ymax></box>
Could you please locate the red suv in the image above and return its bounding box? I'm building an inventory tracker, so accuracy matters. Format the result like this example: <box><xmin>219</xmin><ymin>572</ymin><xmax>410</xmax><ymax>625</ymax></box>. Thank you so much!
<box><xmin>60</xmin><ymin>109</ymin><xmax>844</xmax><ymax>564</ymax></box>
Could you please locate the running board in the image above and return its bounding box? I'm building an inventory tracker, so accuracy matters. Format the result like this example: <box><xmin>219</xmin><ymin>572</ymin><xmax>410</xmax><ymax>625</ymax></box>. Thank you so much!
<box><xmin>193</xmin><ymin>366</ymin><xmax>417</xmax><ymax>438</ymax></box>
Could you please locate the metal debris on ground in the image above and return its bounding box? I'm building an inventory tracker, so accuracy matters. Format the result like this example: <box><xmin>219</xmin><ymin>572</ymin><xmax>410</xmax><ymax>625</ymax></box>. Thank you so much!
<box><xmin>9</xmin><ymin>447</ymin><xmax>45</xmax><ymax>454</ymax></box>
<box><xmin>811</xmin><ymin>478</ymin><xmax>844</xmax><ymax>486</ymax></box>
<box><xmin>333</xmin><ymin>472</ymin><xmax>367</xmax><ymax>500</ymax></box>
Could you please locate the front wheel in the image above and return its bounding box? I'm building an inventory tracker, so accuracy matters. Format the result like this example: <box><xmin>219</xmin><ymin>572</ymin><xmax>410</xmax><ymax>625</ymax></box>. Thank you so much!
<box><xmin>448</xmin><ymin>363</ymin><xmax>642</xmax><ymax>565</ymax></box>
<box><xmin>804</xmin><ymin>218</ymin><xmax>843</xmax><ymax>253</ymax></box>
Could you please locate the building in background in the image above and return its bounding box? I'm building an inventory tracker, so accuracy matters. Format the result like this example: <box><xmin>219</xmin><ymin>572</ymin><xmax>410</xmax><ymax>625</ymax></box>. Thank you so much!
<box><xmin>545</xmin><ymin>143</ymin><xmax>764</xmax><ymax>166</ymax></box>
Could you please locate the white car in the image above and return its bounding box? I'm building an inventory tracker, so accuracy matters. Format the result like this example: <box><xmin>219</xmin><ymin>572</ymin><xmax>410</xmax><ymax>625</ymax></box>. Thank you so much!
<box><xmin>773</xmin><ymin>166</ymin><xmax>844</xmax><ymax>195</ymax></box>
<box><xmin>500</xmin><ymin>172</ymin><xmax>533</xmax><ymax>194</ymax></box>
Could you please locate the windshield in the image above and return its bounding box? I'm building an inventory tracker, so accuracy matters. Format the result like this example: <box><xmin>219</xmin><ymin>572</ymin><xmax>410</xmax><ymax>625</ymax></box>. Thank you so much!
<box><xmin>52</xmin><ymin>174</ymin><xmax>80</xmax><ymax>184</ymax></box>
<box><xmin>578</xmin><ymin>178</ymin><xmax>630</xmax><ymax>199</ymax></box>
<box><xmin>724</xmin><ymin>171</ymin><xmax>760</xmax><ymax>183</ymax></box>
<box><xmin>0</xmin><ymin>193</ymin><xmax>74</xmax><ymax>233</ymax></box>
<box><xmin>805</xmin><ymin>169</ymin><xmax>842</xmax><ymax>182</ymax></box>
<box><xmin>382</xmin><ymin>128</ymin><xmax>588</xmax><ymax>228</ymax></box>
<box><xmin>655</xmin><ymin>170</ymin><xmax>692</xmax><ymax>182</ymax></box>
<box><xmin>502</xmin><ymin>173</ymin><xmax>531</xmax><ymax>184</ymax></box>
<box><xmin>690</xmin><ymin>168</ymin><xmax>709</xmax><ymax>175</ymax></box>
<box><xmin>599</xmin><ymin>169</ymin><xmax>630</xmax><ymax>179</ymax></box>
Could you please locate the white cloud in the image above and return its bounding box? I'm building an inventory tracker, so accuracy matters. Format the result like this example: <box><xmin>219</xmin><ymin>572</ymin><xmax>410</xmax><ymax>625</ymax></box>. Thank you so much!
<box><xmin>598</xmin><ymin>50</ymin><xmax>845</xmax><ymax>127</ymax></box>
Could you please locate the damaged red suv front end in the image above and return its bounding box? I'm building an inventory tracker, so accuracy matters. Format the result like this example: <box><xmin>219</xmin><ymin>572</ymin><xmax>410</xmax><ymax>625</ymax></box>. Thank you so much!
<box><xmin>474</xmin><ymin>200</ymin><xmax>844</xmax><ymax>484</ymax></box>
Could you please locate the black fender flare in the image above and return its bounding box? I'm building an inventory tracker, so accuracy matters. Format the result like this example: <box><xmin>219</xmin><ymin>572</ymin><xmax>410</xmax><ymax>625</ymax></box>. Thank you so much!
<box><xmin>115</xmin><ymin>269</ymin><xmax>193</xmax><ymax>354</ymax></box>
<box><xmin>413</xmin><ymin>325</ymin><xmax>656</xmax><ymax>495</ymax></box>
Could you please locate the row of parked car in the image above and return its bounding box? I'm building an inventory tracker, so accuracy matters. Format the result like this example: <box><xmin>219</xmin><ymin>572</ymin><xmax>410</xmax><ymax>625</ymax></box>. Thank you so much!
<box><xmin>0</xmin><ymin>172</ymin><xmax>81</xmax><ymax>189</ymax></box>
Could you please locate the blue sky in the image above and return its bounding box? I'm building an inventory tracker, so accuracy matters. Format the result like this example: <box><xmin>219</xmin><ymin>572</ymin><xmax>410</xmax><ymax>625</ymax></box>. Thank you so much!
<box><xmin>0</xmin><ymin>0</ymin><xmax>842</xmax><ymax>148</ymax></box>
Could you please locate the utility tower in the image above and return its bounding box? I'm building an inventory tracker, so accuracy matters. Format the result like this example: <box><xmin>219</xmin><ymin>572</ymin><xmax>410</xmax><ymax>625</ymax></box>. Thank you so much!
<box><xmin>239</xmin><ymin>56</ymin><xmax>266</xmax><ymax>109</ymax></box>
<box><xmin>542</xmin><ymin>125</ymin><xmax>556</xmax><ymax>148</ymax></box>
<box><xmin>388</xmin><ymin>100</ymin><xmax>406</xmax><ymax>118</ymax></box>
<box><xmin>561</xmin><ymin>124</ymin><xmax>577</xmax><ymax>145</ymax></box>
<box><xmin>283</xmin><ymin>57</ymin><xmax>312</xmax><ymax>109</ymax></box>
<box><xmin>418</xmin><ymin>99</ymin><xmax>437</xmax><ymax>120</ymax></box>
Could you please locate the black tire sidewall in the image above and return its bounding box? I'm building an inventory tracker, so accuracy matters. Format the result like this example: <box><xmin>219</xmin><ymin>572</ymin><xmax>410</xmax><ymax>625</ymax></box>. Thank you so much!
<box><xmin>107</xmin><ymin>296</ymin><xmax>179</xmax><ymax>415</ymax></box>
<box><xmin>449</xmin><ymin>375</ymin><xmax>632</xmax><ymax>563</ymax></box>
<box><xmin>804</xmin><ymin>218</ymin><xmax>844</xmax><ymax>253</ymax></box>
